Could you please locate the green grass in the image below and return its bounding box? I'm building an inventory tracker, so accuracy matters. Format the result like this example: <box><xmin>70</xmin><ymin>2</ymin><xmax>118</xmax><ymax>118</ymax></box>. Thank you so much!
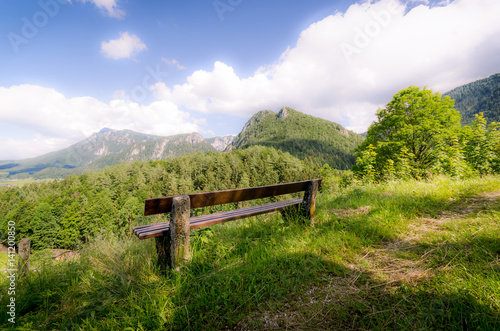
<box><xmin>0</xmin><ymin>251</ymin><xmax>8</xmax><ymax>270</ymax></box>
<box><xmin>1</xmin><ymin>175</ymin><xmax>499</xmax><ymax>330</ymax></box>
<box><xmin>0</xmin><ymin>178</ymin><xmax>53</xmax><ymax>187</ymax></box>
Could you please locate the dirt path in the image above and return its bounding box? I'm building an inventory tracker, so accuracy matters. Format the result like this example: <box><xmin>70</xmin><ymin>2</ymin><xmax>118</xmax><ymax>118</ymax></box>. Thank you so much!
<box><xmin>240</xmin><ymin>191</ymin><xmax>500</xmax><ymax>329</ymax></box>
<box><xmin>359</xmin><ymin>191</ymin><xmax>500</xmax><ymax>288</ymax></box>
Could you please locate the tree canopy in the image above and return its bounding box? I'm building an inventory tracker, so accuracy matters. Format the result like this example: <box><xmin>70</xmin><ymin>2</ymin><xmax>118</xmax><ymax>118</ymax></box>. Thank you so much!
<box><xmin>354</xmin><ymin>86</ymin><xmax>462</xmax><ymax>179</ymax></box>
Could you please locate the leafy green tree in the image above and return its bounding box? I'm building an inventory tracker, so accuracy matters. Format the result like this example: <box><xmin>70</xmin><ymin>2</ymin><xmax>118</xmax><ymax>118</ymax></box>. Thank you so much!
<box><xmin>117</xmin><ymin>197</ymin><xmax>141</xmax><ymax>235</ymax></box>
<box><xmin>355</xmin><ymin>86</ymin><xmax>462</xmax><ymax>179</ymax></box>
<box><xmin>31</xmin><ymin>202</ymin><xmax>60</xmax><ymax>249</ymax></box>
<box><xmin>59</xmin><ymin>202</ymin><xmax>83</xmax><ymax>249</ymax></box>
<box><xmin>354</xmin><ymin>144</ymin><xmax>377</xmax><ymax>182</ymax></box>
<box><xmin>433</xmin><ymin>136</ymin><xmax>472</xmax><ymax>178</ymax></box>
<box><xmin>462</xmin><ymin>113</ymin><xmax>500</xmax><ymax>174</ymax></box>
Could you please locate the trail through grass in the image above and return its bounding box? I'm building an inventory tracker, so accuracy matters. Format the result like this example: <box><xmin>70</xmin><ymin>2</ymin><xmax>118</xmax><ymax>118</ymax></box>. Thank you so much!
<box><xmin>1</xmin><ymin>175</ymin><xmax>499</xmax><ymax>330</ymax></box>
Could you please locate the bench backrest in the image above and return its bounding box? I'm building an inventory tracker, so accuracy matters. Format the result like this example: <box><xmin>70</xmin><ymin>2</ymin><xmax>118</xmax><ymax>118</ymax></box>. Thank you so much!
<box><xmin>144</xmin><ymin>179</ymin><xmax>321</xmax><ymax>216</ymax></box>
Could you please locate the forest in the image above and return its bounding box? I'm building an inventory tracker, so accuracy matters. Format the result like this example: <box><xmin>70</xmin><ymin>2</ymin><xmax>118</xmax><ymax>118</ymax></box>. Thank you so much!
<box><xmin>445</xmin><ymin>73</ymin><xmax>500</xmax><ymax>125</ymax></box>
<box><xmin>0</xmin><ymin>146</ymin><xmax>318</xmax><ymax>250</ymax></box>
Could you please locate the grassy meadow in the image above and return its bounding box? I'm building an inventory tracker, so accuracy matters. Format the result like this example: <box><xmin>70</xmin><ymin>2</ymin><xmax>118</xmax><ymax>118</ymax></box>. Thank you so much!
<box><xmin>0</xmin><ymin>178</ymin><xmax>53</xmax><ymax>187</ymax></box>
<box><xmin>0</xmin><ymin>251</ymin><xmax>8</xmax><ymax>270</ymax></box>
<box><xmin>1</xmin><ymin>175</ymin><xmax>499</xmax><ymax>330</ymax></box>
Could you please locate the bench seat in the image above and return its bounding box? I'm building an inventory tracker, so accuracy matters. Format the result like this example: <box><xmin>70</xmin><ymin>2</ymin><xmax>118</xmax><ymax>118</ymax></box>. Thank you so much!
<box><xmin>134</xmin><ymin>198</ymin><xmax>303</xmax><ymax>239</ymax></box>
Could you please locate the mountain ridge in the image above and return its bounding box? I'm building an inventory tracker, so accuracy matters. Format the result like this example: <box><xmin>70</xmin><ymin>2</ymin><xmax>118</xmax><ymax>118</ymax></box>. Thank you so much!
<box><xmin>226</xmin><ymin>107</ymin><xmax>364</xmax><ymax>169</ymax></box>
<box><xmin>1</xmin><ymin>106</ymin><xmax>364</xmax><ymax>177</ymax></box>
<box><xmin>0</xmin><ymin>129</ymin><xmax>235</xmax><ymax>178</ymax></box>
<box><xmin>444</xmin><ymin>73</ymin><xmax>500</xmax><ymax>125</ymax></box>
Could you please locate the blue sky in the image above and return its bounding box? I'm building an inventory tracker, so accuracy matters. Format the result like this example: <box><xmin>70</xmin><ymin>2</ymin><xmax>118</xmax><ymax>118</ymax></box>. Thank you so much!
<box><xmin>1</xmin><ymin>0</ymin><xmax>499</xmax><ymax>160</ymax></box>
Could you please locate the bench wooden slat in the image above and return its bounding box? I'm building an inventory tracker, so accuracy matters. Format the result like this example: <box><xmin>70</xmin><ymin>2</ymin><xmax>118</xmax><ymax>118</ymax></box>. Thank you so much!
<box><xmin>189</xmin><ymin>198</ymin><xmax>302</xmax><ymax>229</ymax></box>
<box><xmin>134</xmin><ymin>198</ymin><xmax>302</xmax><ymax>239</ymax></box>
<box><xmin>144</xmin><ymin>180</ymin><xmax>319</xmax><ymax>216</ymax></box>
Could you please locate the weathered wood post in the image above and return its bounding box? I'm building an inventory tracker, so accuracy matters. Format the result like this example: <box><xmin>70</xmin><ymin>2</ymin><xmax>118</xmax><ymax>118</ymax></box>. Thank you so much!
<box><xmin>302</xmin><ymin>180</ymin><xmax>319</xmax><ymax>222</ymax></box>
<box><xmin>18</xmin><ymin>238</ymin><xmax>30</xmax><ymax>279</ymax></box>
<box><xmin>155</xmin><ymin>195</ymin><xmax>191</xmax><ymax>272</ymax></box>
<box><xmin>170</xmin><ymin>195</ymin><xmax>191</xmax><ymax>270</ymax></box>
<box><xmin>155</xmin><ymin>233</ymin><xmax>171</xmax><ymax>273</ymax></box>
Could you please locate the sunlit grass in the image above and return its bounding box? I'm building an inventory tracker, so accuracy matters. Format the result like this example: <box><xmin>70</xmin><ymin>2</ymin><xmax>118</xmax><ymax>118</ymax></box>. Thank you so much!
<box><xmin>1</xmin><ymin>175</ymin><xmax>499</xmax><ymax>329</ymax></box>
<box><xmin>0</xmin><ymin>251</ymin><xmax>8</xmax><ymax>270</ymax></box>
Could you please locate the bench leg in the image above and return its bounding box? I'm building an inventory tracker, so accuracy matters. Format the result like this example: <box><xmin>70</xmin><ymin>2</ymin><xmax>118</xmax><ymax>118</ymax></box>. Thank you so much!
<box><xmin>170</xmin><ymin>195</ymin><xmax>191</xmax><ymax>270</ymax></box>
<box><xmin>155</xmin><ymin>234</ymin><xmax>171</xmax><ymax>273</ymax></box>
<box><xmin>18</xmin><ymin>238</ymin><xmax>31</xmax><ymax>279</ymax></box>
<box><xmin>302</xmin><ymin>179</ymin><xmax>319</xmax><ymax>222</ymax></box>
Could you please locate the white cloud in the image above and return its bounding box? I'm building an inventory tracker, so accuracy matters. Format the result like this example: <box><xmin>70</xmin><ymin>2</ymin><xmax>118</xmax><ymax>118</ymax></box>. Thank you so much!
<box><xmin>79</xmin><ymin>0</ymin><xmax>125</xmax><ymax>19</ymax></box>
<box><xmin>101</xmin><ymin>32</ymin><xmax>147</xmax><ymax>60</ymax></box>
<box><xmin>162</xmin><ymin>57</ymin><xmax>187</xmax><ymax>70</ymax></box>
<box><xmin>0</xmin><ymin>85</ymin><xmax>202</xmax><ymax>160</ymax></box>
<box><xmin>152</xmin><ymin>0</ymin><xmax>500</xmax><ymax>132</ymax></box>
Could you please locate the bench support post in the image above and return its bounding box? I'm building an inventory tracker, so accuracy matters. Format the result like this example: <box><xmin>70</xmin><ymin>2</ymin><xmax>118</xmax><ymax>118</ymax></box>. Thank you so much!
<box><xmin>155</xmin><ymin>235</ymin><xmax>170</xmax><ymax>273</ymax></box>
<box><xmin>18</xmin><ymin>238</ymin><xmax>31</xmax><ymax>279</ymax></box>
<box><xmin>170</xmin><ymin>195</ymin><xmax>191</xmax><ymax>270</ymax></box>
<box><xmin>302</xmin><ymin>180</ymin><xmax>319</xmax><ymax>222</ymax></box>
<box><xmin>155</xmin><ymin>195</ymin><xmax>191</xmax><ymax>272</ymax></box>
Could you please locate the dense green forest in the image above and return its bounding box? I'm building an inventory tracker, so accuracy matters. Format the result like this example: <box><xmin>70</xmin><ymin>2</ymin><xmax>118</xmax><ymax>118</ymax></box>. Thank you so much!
<box><xmin>0</xmin><ymin>146</ymin><xmax>317</xmax><ymax>250</ymax></box>
<box><xmin>226</xmin><ymin>107</ymin><xmax>364</xmax><ymax>169</ymax></box>
<box><xmin>445</xmin><ymin>73</ymin><xmax>500</xmax><ymax>125</ymax></box>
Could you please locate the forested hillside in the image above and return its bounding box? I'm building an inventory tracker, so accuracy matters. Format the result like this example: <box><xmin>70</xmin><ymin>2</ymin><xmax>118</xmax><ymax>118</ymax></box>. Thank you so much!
<box><xmin>0</xmin><ymin>146</ymin><xmax>317</xmax><ymax>250</ymax></box>
<box><xmin>226</xmin><ymin>107</ymin><xmax>364</xmax><ymax>169</ymax></box>
<box><xmin>445</xmin><ymin>73</ymin><xmax>500</xmax><ymax>125</ymax></box>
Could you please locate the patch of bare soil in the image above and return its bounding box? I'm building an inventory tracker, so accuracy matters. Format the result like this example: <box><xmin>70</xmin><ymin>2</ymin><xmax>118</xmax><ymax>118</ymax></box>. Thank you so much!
<box><xmin>353</xmin><ymin>243</ymin><xmax>433</xmax><ymax>288</ymax></box>
<box><xmin>51</xmin><ymin>249</ymin><xmax>79</xmax><ymax>260</ymax></box>
<box><xmin>0</xmin><ymin>242</ymin><xmax>8</xmax><ymax>253</ymax></box>
<box><xmin>405</xmin><ymin>191</ymin><xmax>500</xmax><ymax>244</ymax></box>
<box><xmin>441</xmin><ymin>191</ymin><xmax>500</xmax><ymax>218</ymax></box>
<box><xmin>331</xmin><ymin>205</ymin><xmax>372</xmax><ymax>218</ymax></box>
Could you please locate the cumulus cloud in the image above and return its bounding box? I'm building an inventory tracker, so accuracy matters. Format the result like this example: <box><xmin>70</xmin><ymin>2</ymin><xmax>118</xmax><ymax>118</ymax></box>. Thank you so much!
<box><xmin>152</xmin><ymin>0</ymin><xmax>500</xmax><ymax>132</ymax></box>
<box><xmin>101</xmin><ymin>32</ymin><xmax>147</xmax><ymax>60</ymax></box>
<box><xmin>0</xmin><ymin>85</ymin><xmax>202</xmax><ymax>159</ymax></box>
<box><xmin>78</xmin><ymin>0</ymin><xmax>125</xmax><ymax>19</ymax></box>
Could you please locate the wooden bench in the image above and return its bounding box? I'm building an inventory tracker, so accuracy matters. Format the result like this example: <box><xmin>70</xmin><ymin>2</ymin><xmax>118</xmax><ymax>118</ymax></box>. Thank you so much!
<box><xmin>133</xmin><ymin>179</ymin><xmax>321</xmax><ymax>271</ymax></box>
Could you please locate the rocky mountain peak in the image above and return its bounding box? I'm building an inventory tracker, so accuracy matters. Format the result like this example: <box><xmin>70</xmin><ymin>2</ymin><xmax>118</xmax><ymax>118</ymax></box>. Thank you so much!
<box><xmin>208</xmin><ymin>135</ymin><xmax>236</xmax><ymax>151</ymax></box>
<box><xmin>278</xmin><ymin>107</ymin><xmax>290</xmax><ymax>119</ymax></box>
<box><xmin>97</xmin><ymin>128</ymin><xmax>114</xmax><ymax>135</ymax></box>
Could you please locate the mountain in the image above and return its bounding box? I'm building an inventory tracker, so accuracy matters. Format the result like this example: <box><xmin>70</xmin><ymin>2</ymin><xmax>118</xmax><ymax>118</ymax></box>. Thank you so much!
<box><xmin>225</xmin><ymin>107</ymin><xmax>364</xmax><ymax>169</ymax></box>
<box><xmin>79</xmin><ymin>132</ymin><xmax>217</xmax><ymax>170</ymax></box>
<box><xmin>0</xmin><ymin>129</ymin><xmax>235</xmax><ymax>179</ymax></box>
<box><xmin>1</xmin><ymin>106</ymin><xmax>363</xmax><ymax>177</ymax></box>
<box><xmin>444</xmin><ymin>73</ymin><xmax>500</xmax><ymax>125</ymax></box>
<box><xmin>206</xmin><ymin>135</ymin><xmax>237</xmax><ymax>152</ymax></box>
